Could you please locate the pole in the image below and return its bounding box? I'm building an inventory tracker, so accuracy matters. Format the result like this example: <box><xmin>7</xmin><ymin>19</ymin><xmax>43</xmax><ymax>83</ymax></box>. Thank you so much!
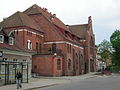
<box><xmin>27</xmin><ymin>63</ymin><xmax>28</xmax><ymax>83</ymax></box>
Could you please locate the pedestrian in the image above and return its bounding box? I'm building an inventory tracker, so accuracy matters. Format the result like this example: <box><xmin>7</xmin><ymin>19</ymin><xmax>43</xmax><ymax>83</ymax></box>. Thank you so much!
<box><xmin>16</xmin><ymin>70</ymin><xmax>22</xmax><ymax>89</ymax></box>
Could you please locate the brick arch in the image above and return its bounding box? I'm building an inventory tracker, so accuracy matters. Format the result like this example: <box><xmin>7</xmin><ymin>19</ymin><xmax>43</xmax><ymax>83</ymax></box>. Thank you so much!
<box><xmin>53</xmin><ymin>57</ymin><xmax>63</xmax><ymax>76</ymax></box>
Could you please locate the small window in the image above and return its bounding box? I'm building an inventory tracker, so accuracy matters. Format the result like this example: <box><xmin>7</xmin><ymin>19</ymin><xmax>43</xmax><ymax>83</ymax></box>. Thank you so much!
<box><xmin>9</xmin><ymin>37</ymin><xmax>14</xmax><ymax>45</ymax></box>
<box><xmin>0</xmin><ymin>35</ymin><xmax>4</xmax><ymax>43</ymax></box>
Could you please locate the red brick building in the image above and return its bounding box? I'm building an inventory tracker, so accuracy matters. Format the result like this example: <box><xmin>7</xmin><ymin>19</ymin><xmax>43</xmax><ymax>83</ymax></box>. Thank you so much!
<box><xmin>0</xmin><ymin>4</ymin><xmax>96</xmax><ymax>77</ymax></box>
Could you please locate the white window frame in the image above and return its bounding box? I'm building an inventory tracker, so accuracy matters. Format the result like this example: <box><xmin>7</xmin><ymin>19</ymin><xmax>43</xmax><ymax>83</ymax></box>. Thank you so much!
<box><xmin>9</xmin><ymin>37</ymin><xmax>14</xmax><ymax>45</ymax></box>
<box><xmin>27</xmin><ymin>40</ymin><xmax>32</xmax><ymax>49</ymax></box>
<box><xmin>0</xmin><ymin>35</ymin><xmax>4</xmax><ymax>43</ymax></box>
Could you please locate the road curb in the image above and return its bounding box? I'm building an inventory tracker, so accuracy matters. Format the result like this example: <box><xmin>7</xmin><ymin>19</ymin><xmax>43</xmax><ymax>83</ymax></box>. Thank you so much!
<box><xmin>24</xmin><ymin>84</ymin><xmax>59</xmax><ymax>90</ymax></box>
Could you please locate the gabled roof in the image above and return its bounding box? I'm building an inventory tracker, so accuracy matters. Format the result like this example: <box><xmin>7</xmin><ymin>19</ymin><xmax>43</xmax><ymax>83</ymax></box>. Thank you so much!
<box><xmin>0</xmin><ymin>11</ymin><xmax>43</xmax><ymax>33</ymax></box>
<box><xmin>69</xmin><ymin>24</ymin><xmax>88</xmax><ymax>39</ymax></box>
<box><xmin>24</xmin><ymin>4</ymin><xmax>70</xmax><ymax>32</ymax></box>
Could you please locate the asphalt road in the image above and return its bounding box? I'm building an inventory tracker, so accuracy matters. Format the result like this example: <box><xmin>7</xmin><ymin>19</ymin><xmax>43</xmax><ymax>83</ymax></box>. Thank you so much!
<box><xmin>35</xmin><ymin>74</ymin><xmax>120</xmax><ymax>90</ymax></box>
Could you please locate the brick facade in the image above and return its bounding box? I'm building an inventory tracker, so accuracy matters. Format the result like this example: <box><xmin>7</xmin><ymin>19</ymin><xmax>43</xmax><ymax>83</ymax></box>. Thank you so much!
<box><xmin>0</xmin><ymin>4</ymin><xmax>96</xmax><ymax>77</ymax></box>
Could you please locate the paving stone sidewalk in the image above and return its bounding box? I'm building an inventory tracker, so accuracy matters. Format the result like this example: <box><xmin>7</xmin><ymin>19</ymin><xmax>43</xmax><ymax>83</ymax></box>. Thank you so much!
<box><xmin>0</xmin><ymin>72</ymin><xmax>97</xmax><ymax>90</ymax></box>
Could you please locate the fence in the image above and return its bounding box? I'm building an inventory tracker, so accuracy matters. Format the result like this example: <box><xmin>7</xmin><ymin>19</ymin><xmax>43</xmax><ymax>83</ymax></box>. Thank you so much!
<box><xmin>0</xmin><ymin>60</ymin><xmax>28</xmax><ymax>86</ymax></box>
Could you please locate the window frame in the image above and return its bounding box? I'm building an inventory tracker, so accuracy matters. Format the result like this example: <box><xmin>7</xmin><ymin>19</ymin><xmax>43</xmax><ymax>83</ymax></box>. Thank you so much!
<box><xmin>9</xmin><ymin>37</ymin><xmax>14</xmax><ymax>45</ymax></box>
<box><xmin>27</xmin><ymin>40</ymin><xmax>32</xmax><ymax>49</ymax></box>
<box><xmin>0</xmin><ymin>35</ymin><xmax>4</xmax><ymax>43</ymax></box>
<box><xmin>68</xmin><ymin>59</ymin><xmax>72</xmax><ymax>70</ymax></box>
<box><xmin>57</xmin><ymin>59</ymin><xmax>61</xmax><ymax>70</ymax></box>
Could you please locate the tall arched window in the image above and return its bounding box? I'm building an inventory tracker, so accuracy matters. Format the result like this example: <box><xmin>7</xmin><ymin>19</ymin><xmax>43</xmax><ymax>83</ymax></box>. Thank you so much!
<box><xmin>39</xmin><ymin>43</ymin><xmax>42</xmax><ymax>53</ymax></box>
<box><xmin>76</xmin><ymin>53</ymin><xmax>79</xmax><ymax>69</ymax></box>
<box><xmin>90</xmin><ymin>36</ymin><xmax>94</xmax><ymax>47</ymax></box>
<box><xmin>36</xmin><ymin>42</ymin><xmax>38</xmax><ymax>52</ymax></box>
<box><xmin>27</xmin><ymin>40</ymin><xmax>32</xmax><ymax>49</ymax></box>
<box><xmin>57</xmin><ymin>59</ymin><xmax>61</xmax><ymax>70</ymax></box>
<box><xmin>68</xmin><ymin>59</ymin><xmax>72</xmax><ymax>70</ymax></box>
<box><xmin>9</xmin><ymin>37</ymin><xmax>14</xmax><ymax>45</ymax></box>
<box><xmin>52</xmin><ymin>43</ymin><xmax>56</xmax><ymax>53</ymax></box>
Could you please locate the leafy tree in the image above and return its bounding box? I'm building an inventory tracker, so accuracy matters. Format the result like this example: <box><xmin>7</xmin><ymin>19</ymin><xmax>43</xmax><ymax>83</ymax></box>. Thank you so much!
<box><xmin>97</xmin><ymin>39</ymin><xmax>112</xmax><ymax>66</ymax></box>
<box><xmin>110</xmin><ymin>30</ymin><xmax>120</xmax><ymax>66</ymax></box>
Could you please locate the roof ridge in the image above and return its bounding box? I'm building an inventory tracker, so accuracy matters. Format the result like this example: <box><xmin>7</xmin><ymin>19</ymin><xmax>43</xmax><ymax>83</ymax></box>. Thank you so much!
<box><xmin>23</xmin><ymin>4</ymin><xmax>41</xmax><ymax>15</ymax></box>
<box><xmin>17</xmin><ymin>11</ymin><xmax>25</xmax><ymax>26</ymax></box>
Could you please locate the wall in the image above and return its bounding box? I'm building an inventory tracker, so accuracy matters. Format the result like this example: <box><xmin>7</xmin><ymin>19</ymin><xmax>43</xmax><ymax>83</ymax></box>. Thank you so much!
<box><xmin>32</xmin><ymin>54</ymin><xmax>63</xmax><ymax>76</ymax></box>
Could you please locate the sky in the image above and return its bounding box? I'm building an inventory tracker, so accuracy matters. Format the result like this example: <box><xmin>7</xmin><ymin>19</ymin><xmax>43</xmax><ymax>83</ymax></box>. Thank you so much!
<box><xmin>0</xmin><ymin>0</ymin><xmax>120</xmax><ymax>45</ymax></box>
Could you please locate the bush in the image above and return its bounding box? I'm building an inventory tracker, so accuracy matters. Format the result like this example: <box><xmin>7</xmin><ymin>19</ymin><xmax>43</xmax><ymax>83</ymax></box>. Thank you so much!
<box><xmin>109</xmin><ymin>65</ymin><xmax>120</xmax><ymax>71</ymax></box>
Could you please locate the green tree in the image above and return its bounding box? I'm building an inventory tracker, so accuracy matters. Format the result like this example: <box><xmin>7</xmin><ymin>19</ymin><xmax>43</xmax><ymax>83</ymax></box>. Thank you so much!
<box><xmin>97</xmin><ymin>39</ymin><xmax>112</xmax><ymax>66</ymax></box>
<box><xmin>110</xmin><ymin>30</ymin><xmax>120</xmax><ymax>66</ymax></box>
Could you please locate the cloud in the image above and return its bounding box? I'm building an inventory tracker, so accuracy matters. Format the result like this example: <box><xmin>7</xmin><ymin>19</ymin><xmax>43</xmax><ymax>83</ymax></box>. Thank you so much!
<box><xmin>0</xmin><ymin>0</ymin><xmax>120</xmax><ymax>44</ymax></box>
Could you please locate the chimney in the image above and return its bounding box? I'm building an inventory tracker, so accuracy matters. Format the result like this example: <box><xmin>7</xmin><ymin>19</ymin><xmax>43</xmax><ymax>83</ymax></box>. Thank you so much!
<box><xmin>88</xmin><ymin>16</ymin><xmax>92</xmax><ymax>24</ymax></box>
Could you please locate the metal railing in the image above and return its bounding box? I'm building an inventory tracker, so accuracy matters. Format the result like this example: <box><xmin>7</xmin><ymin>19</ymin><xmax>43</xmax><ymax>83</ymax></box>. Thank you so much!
<box><xmin>37</xmin><ymin>48</ymin><xmax>63</xmax><ymax>56</ymax></box>
<box><xmin>0</xmin><ymin>60</ymin><xmax>28</xmax><ymax>86</ymax></box>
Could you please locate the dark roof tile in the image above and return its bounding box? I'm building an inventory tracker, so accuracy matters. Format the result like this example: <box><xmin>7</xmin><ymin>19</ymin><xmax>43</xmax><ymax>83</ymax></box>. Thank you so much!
<box><xmin>69</xmin><ymin>24</ymin><xmax>88</xmax><ymax>38</ymax></box>
<box><xmin>24</xmin><ymin>4</ymin><xmax>70</xmax><ymax>32</ymax></box>
<box><xmin>0</xmin><ymin>11</ymin><xmax>43</xmax><ymax>33</ymax></box>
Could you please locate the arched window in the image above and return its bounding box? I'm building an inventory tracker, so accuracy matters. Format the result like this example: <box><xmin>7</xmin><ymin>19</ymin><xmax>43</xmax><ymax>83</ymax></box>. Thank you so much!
<box><xmin>0</xmin><ymin>35</ymin><xmax>4</xmax><ymax>43</ymax></box>
<box><xmin>69</xmin><ymin>45</ymin><xmax>71</xmax><ymax>53</ymax></box>
<box><xmin>9</xmin><ymin>37</ymin><xmax>14</xmax><ymax>45</ymax></box>
<box><xmin>52</xmin><ymin>43</ymin><xmax>56</xmax><ymax>53</ymax></box>
<box><xmin>90</xmin><ymin>36</ymin><xmax>94</xmax><ymax>46</ymax></box>
<box><xmin>67</xmin><ymin>44</ymin><xmax>69</xmax><ymax>53</ymax></box>
<box><xmin>27</xmin><ymin>40</ymin><xmax>32</xmax><ymax>49</ymax></box>
<box><xmin>76</xmin><ymin>53</ymin><xmax>79</xmax><ymax>69</ymax></box>
<box><xmin>57</xmin><ymin>59</ymin><xmax>61</xmax><ymax>70</ymax></box>
<box><xmin>36</xmin><ymin>42</ymin><xmax>38</xmax><ymax>52</ymax></box>
<box><xmin>68</xmin><ymin>59</ymin><xmax>72</xmax><ymax>70</ymax></box>
<box><xmin>39</xmin><ymin>43</ymin><xmax>42</xmax><ymax>53</ymax></box>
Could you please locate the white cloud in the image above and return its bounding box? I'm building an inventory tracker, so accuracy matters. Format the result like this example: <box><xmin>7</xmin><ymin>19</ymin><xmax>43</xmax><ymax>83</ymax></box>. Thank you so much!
<box><xmin>0</xmin><ymin>0</ymin><xmax>120</xmax><ymax>44</ymax></box>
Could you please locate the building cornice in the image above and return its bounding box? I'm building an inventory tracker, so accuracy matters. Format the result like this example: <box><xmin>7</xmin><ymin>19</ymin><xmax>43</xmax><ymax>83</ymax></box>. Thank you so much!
<box><xmin>44</xmin><ymin>41</ymin><xmax>83</xmax><ymax>49</ymax></box>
